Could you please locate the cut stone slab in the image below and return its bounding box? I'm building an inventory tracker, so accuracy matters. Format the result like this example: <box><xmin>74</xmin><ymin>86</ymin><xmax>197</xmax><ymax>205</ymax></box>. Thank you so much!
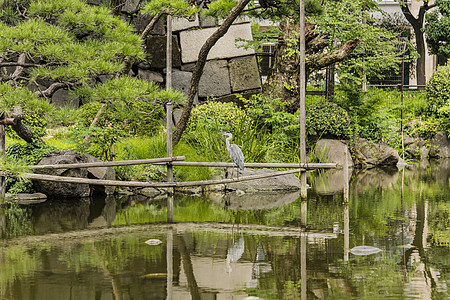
<box><xmin>146</xmin><ymin>36</ymin><xmax>181</xmax><ymax>69</ymax></box>
<box><xmin>173</xmin><ymin>15</ymin><xmax>199</xmax><ymax>32</ymax></box>
<box><xmin>179</xmin><ymin>23</ymin><xmax>255</xmax><ymax>63</ymax></box>
<box><xmin>171</xmin><ymin>70</ymin><xmax>199</xmax><ymax>104</ymax></box>
<box><xmin>172</xmin><ymin>70</ymin><xmax>192</xmax><ymax>95</ymax></box>
<box><xmin>121</xmin><ymin>0</ymin><xmax>140</xmax><ymax>13</ymax></box>
<box><xmin>229</xmin><ymin>55</ymin><xmax>262</xmax><ymax>92</ymax></box>
<box><xmin>198</xmin><ymin>60</ymin><xmax>231</xmax><ymax>97</ymax></box>
<box><xmin>138</xmin><ymin>69</ymin><xmax>164</xmax><ymax>84</ymax></box>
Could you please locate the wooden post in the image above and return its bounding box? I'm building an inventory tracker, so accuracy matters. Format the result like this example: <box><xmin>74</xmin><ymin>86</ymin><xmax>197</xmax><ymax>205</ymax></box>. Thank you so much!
<box><xmin>344</xmin><ymin>203</ymin><xmax>349</xmax><ymax>262</ymax></box>
<box><xmin>166</xmin><ymin>15</ymin><xmax>173</xmax><ymax>90</ymax></box>
<box><xmin>166</xmin><ymin>102</ymin><xmax>174</xmax><ymax>222</ymax></box>
<box><xmin>343</xmin><ymin>147</ymin><xmax>349</xmax><ymax>204</ymax></box>
<box><xmin>343</xmin><ymin>146</ymin><xmax>350</xmax><ymax>261</ymax></box>
<box><xmin>299</xmin><ymin>0</ymin><xmax>307</xmax><ymax>200</ymax></box>
<box><xmin>166</xmin><ymin>227</ymin><xmax>174</xmax><ymax>299</ymax></box>
<box><xmin>0</xmin><ymin>125</ymin><xmax>5</xmax><ymax>204</ymax></box>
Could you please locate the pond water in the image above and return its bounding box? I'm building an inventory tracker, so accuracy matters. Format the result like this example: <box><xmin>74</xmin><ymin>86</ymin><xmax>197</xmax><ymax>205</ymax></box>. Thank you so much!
<box><xmin>0</xmin><ymin>160</ymin><xmax>449</xmax><ymax>299</ymax></box>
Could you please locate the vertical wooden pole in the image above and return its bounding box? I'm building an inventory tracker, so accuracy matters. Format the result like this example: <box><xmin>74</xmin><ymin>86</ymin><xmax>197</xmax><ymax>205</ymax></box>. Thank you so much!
<box><xmin>344</xmin><ymin>203</ymin><xmax>349</xmax><ymax>262</ymax></box>
<box><xmin>0</xmin><ymin>125</ymin><xmax>5</xmax><ymax>204</ymax></box>
<box><xmin>343</xmin><ymin>147</ymin><xmax>349</xmax><ymax>204</ymax></box>
<box><xmin>166</xmin><ymin>228</ymin><xmax>174</xmax><ymax>300</ymax></box>
<box><xmin>299</xmin><ymin>0</ymin><xmax>307</xmax><ymax>199</ymax></box>
<box><xmin>401</xmin><ymin>52</ymin><xmax>405</xmax><ymax>159</ymax></box>
<box><xmin>343</xmin><ymin>146</ymin><xmax>350</xmax><ymax>261</ymax></box>
<box><xmin>166</xmin><ymin>15</ymin><xmax>174</xmax><ymax>223</ymax></box>
<box><xmin>166</xmin><ymin>103</ymin><xmax>174</xmax><ymax>223</ymax></box>
<box><xmin>166</xmin><ymin>15</ymin><xmax>173</xmax><ymax>90</ymax></box>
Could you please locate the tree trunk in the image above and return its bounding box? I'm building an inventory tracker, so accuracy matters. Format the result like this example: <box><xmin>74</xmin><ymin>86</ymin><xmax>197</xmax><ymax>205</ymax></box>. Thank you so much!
<box><xmin>172</xmin><ymin>0</ymin><xmax>251</xmax><ymax>146</ymax></box>
<box><xmin>399</xmin><ymin>0</ymin><xmax>436</xmax><ymax>88</ymax></box>
<box><xmin>11</xmin><ymin>119</ymin><xmax>44</xmax><ymax>143</ymax></box>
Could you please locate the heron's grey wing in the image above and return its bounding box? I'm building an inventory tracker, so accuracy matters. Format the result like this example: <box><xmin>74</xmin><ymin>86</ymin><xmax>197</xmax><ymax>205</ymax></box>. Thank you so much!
<box><xmin>229</xmin><ymin>144</ymin><xmax>245</xmax><ymax>170</ymax></box>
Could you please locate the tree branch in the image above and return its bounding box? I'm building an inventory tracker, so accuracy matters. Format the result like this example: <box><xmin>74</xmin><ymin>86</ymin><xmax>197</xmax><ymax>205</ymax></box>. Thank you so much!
<box><xmin>306</xmin><ymin>39</ymin><xmax>361</xmax><ymax>71</ymax></box>
<box><xmin>34</xmin><ymin>82</ymin><xmax>64</xmax><ymax>97</ymax></box>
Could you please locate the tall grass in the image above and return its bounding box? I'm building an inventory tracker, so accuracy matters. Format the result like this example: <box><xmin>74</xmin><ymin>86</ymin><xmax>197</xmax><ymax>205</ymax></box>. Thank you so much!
<box><xmin>115</xmin><ymin>133</ymin><xmax>212</xmax><ymax>182</ymax></box>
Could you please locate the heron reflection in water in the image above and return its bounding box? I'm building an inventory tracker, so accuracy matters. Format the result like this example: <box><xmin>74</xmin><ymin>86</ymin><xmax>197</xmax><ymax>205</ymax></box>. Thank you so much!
<box><xmin>219</xmin><ymin>131</ymin><xmax>244</xmax><ymax>179</ymax></box>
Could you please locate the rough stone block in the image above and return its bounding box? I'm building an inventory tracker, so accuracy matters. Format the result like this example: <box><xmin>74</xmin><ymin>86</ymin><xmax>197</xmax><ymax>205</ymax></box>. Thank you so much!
<box><xmin>121</xmin><ymin>0</ymin><xmax>140</xmax><ymax>13</ymax></box>
<box><xmin>51</xmin><ymin>88</ymin><xmax>79</xmax><ymax>109</ymax></box>
<box><xmin>172</xmin><ymin>70</ymin><xmax>198</xmax><ymax>104</ymax></box>
<box><xmin>173</xmin><ymin>15</ymin><xmax>199</xmax><ymax>32</ymax></box>
<box><xmin>199</xmin><ymin>14</ymin><xmax>217</xmax><ymax>27</ymax></box>
<box><xmin>229</xmin><ymin>55</ymin><xmax>261</xmax><ymax>92</ymax></box>
<box><xmin>198</xmin><ymin>60</ymin><xmax>231</xmax><ymax>97</ymax></box>
<box><xmin>146</xmin><ymin>36</ymin><xmax>181</xmax><ymax>69</ymax></box>
<box><xmin>179</xmin><ymin>23</ymin><xmax>255</xmax><ymax>63</ymax></box>
<box><xmin>138</xmin><ymin>69</ymin><xmax>164</xmax><ymax>84</ymax></box>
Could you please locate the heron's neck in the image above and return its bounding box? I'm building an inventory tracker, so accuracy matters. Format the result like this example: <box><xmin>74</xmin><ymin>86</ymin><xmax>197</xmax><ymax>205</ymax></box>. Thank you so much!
<box><xmin>225</xmin><ymin>136</ymin><xmax>232</xmax><ymax>147</ymax></box>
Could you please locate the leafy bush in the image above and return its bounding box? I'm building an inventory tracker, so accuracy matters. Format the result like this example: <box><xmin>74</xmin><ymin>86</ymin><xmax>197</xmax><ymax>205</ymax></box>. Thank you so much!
<box><xmin>426</xmin><ymin>64</ymin><xmax>450</xmax><ymax>127</ymax></box>
<box><xmin>0</xmin><ymin>83</ymin><xmax>54</xmax><ymax>139</ymax></box>
<box><xmin>5</xmin><ymin>140</ymin><xmax>55</xmax><ymax>193</ymax></box>
<box><xmin>186</xmin><ymin>101</ymin><xmax>253</xmax><ymax>133</ymax></box>
<box><xmin>184</xmin><ymin>101</ymin><xmax>272</xmax><ymax>163</ymax></box>
<box><xmin>74</xmin><ymin>77</ymin><xmax>185</xmax><ymax>136</ymax></box>
<box><xmin>305</xmin><ymin>101</ymin><xmax>352</xmax><ymax>139</ymax></box>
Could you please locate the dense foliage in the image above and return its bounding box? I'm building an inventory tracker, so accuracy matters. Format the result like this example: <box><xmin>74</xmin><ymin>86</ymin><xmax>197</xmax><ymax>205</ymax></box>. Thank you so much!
<box><xmin>425</xmin><ymin>63</ymin><xmax>450</xmax><ymax>130</ymax></box>
<box><xmin>425</xmin><ymin>0</ymin><xmax>450</xmax><ymax>58</ymax></box>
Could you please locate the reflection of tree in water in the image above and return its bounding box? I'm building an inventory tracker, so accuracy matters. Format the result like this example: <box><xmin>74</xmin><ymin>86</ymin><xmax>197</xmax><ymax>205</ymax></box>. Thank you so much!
<box><xmin>0</xmin><ymin>203</ymin><xmax>33</xmax><ymax>238</ymax></box>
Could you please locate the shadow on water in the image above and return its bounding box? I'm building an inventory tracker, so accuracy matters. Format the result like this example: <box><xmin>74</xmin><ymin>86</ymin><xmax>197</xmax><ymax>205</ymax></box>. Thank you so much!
<box><xmin>0</xmin><ymin>159</ymin><xmax>449</xmax><ymax>299</ymax></box>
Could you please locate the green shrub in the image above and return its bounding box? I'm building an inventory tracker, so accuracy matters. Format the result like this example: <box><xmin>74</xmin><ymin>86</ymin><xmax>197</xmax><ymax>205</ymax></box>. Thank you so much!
<box><xmin>5</xmin><ymin>140</ymin><xmax>55</xmax><ymax>193</ymax></box>
<box><xmin>186</xmin><ymin>101</ymin><xmax>253</xmax><ymax>133</ymax></box>
<box><xmin>73</xmin><ymin>77</ymin><xmax>185</xmax><ymax>136</ymax></box>
<box><xmin>305</xmin><ymin>101</ymin><xmax>352</xmax><ymax>139</ymax></box>
<box><xmin>426</xmin><ymin>64</ymin><xmax>450</xmax><ymax>119</ymax></box>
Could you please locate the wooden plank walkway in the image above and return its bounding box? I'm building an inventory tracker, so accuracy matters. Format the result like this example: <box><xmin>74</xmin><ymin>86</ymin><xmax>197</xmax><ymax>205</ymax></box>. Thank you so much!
<box><xmin>22</xmin><ymin>168</ymin><xmax>305</xmax><ymax>188</ymax></box>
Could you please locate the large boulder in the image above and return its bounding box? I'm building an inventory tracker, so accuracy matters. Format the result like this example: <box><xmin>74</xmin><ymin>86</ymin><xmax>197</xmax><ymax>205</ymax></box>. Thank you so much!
<box><xmin>314</xmin><ymin>139</ymin><xmax>353</xmax><ymax>167</ymax></box>
<box><xmin>353</xmin><ymin>138</ymin><xmax>406</xmax><ymax>168</ymax></box>
<box><xmin>34</xmin><ymin>149</ymin><xmax>116</xmax><ymax>198</ymax></box>
<box><xmin>225</xmin><ymin>168</ymin><xmax>302</xmax><ymax>192</ymax></box>
<box><xmin>430</xmin><ymin>131</ymin><xmax>450</xmax><ymax>158</ymax></box>
<box><xmin>405</xmin><ymin>136</ymin><xmax>429</xmax><ymax>159</ymax></box>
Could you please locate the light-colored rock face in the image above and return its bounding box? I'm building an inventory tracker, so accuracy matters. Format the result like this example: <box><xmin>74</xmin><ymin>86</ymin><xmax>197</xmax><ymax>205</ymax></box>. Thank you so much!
<box><xmin>198</xmin><ymin>60</ymin><xmax>231</xmax><ymax>97</ymax></box>
<box><xmin>314</xmin><ymin>139</ymin><xmax>353</xmax><ymax>167</ymax></box>
<box><xmin>179</xmin><ymin>23</ymin><xmax>255</xmax><ymax>63</ymax></box>
<box><xmin>225</xmin><ymin>168</ymin><xmax>301</xmax><ymax>192</ymax></box>
<box><xmin>229</xmin><ymin>55</ymin><xmax>262</xmax><ymax>92</ymax></box>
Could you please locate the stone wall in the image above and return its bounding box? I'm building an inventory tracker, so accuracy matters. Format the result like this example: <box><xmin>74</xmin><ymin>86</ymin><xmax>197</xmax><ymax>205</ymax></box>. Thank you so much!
<box><xmin>63</xmin><ymin>0</ymin><xmax>263</xmax><ymax>107</ymax></box>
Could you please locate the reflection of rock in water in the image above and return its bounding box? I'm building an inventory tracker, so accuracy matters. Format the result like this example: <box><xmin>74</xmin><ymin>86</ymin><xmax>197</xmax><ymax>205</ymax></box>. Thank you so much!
<box><xmin>313</xmin><ymin>169</ymin><xmax>352</xmax><ymax>195</ymax></box>
<box><xmin>88</xmin><ymin>195</ymin><xmax>117</xmax><ymax>228</ymax></box>
<box><xmin>31</xmin><ymin>196</ymin><xmax>117</xmax><ymax>234</ymax></box>
<box><xmin>225</xmin><ymin>191</ymin><xmax>300</xmax><ymax>210</ymax></box>
<box><xmin>352</xmin><ymin>168</ymin><xmax>399</xmax><ymax>194</ymax></box>
<box><xmin>32</xmin><ymin>198</ymin><xmax>91</xmax><ymax>234</ymax></box>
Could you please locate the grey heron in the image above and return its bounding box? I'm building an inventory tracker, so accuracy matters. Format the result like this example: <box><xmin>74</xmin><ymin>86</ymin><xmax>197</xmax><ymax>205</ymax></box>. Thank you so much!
<box><xmin>219</xmin><ymin>131</ymin><xmax>244</xmax><ymax>178</ymax></box>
